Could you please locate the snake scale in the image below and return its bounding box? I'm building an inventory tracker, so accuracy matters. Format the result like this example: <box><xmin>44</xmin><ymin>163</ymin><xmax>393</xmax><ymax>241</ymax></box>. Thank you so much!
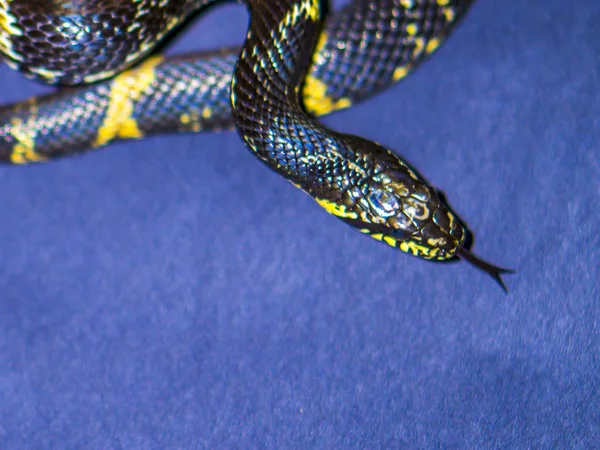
<box><xmin>0</xmin><ymin>0</ymin><xmax>513</xmax><ymax>291</ymax></box>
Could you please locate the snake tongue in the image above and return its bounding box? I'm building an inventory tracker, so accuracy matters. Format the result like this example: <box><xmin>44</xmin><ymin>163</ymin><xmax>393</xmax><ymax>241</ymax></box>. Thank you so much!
<box><xmin>456</xmin><ymin>247</ymin><xmax>515</xmax><ymax>293</ymax></box>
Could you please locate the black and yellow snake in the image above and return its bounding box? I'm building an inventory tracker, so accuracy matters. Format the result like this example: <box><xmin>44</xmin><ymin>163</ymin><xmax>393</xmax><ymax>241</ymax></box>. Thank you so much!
<box><xmin>0</xmin><ymin>0</ymin><xmax>513</xmax><ymax>291</ymax></box>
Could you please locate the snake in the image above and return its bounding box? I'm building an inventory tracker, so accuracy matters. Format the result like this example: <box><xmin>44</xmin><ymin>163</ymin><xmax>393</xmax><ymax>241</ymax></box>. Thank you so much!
<box><xmin>0</xmin><ymin>0</ymin><xmax>513</xmax><ymax>291</ymax></box>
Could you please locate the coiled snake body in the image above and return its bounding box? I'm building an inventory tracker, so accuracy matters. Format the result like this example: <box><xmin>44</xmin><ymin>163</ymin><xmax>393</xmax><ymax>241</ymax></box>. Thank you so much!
<box><xmin>0</xmin><ymin>0</ymin><xmax>513</xmax><ymax>290</ymax></box>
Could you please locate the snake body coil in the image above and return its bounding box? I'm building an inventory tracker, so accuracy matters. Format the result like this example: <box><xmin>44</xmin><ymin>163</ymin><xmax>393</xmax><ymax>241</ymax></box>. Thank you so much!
<box><xmin>0</xmin><ymin>0</ymin><xmax>513</xmax><ymax>290</ymax></box>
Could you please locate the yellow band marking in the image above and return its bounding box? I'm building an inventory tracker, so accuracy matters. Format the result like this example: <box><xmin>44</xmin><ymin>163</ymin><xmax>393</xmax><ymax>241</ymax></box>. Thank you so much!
<box><xmin>360</xmin><ymin>228</ymin><xmax>448</xmax><ymax>259</ymax></box>
<box><xmin>303</xmin><ymin>75</ymin><xmax>352</xmax><ymax>116</ymax></box>
<box><xmin>244</xmin><ymin>135</ymin><xmax>258</xmax><ymax>153</ymax></box>
<box><xmin>9</xmin><ymin>119</ymin><xmax>45</xmax><ymax>164</ymax></box>
<box><xmin>400</xmin><ymin>241</ymin><xmax>431</xmax><ymax>258</ymax></box>
<box><xmin>392</xmin><ymin>64</ymin><xmax>412</xmax><ymax>81</ymax></box>
<box><xmin>0</xmin><ymin>0</ymin><xmax>23</xmax><ymax>63</ymax></box>
<box><xmin>447</xmin><ymin>212</ymin><xmax>456</xmax><ymax>230</ymax></box>
<box><xmin>29</xmin><ymin>66</ymin><xmax>63</xmax><ymax>81</ymax></box>
<box><xmin>181</xmin><ymin>110</ymin><xmax>204</xmax><ymax>132</ymax></box>
<box><xmin>311</xmin><ymin>32</ymin><xmax>328</xmax><ymax>67</ymax></box>
<box><xmin>427</xmin><ymin>237</ymin><xmax>447</xmax><ymax>247</ymax></box>
<box><xmin>95</xmin><ymin>56</ymin><xmax>163</xmax><ymax>147</ymax></box>
<box><xmin>413</xmin><ymin>37</ymin><xmax>425</xmax><ymax>57</ymax></box>
<box><xmin>383</xmin><ymin>236</ymin><xmax>397</xmax><ymax>247</ymax></box>
<box><xmin>315</xmin><ymin>198</ymin><xmax>358</xmax><ymax>219</ymax></box>
<box><xmin>425</xmin><ymin>37</ymin><xmax>441</xmax><ymax>55</ymax></box>
<box><xmin>302</xmin><ymin>32</ymin><xmax>352</xmax><ymax>116</ymax></box>
<box><xmin>359</xmin><ymin>229</ymin><xmax>401</xmax><ymax>249</ymax></box>
<box><xmin>9</xmin><ymin>99</ymin><xmax>46</xmax><ymax>164</ymax></box>
<box><xmin>442</xmin><ymin>7</ymin><xmax>455</xmax><ymax>23</ymax></box>
<box><xmin>283</xmin><ymin>0</ymin><xmax>320</xmax><ymax>27</ymax></box>
<box><xmin>406</xmin><ymin>23</ymin><xmax>418</xmax><ymax>36</ymax></box>
<box><xmin>305</xmin><ymin>0</ymin><xmax>320</xmax><ymax>22</ymax></box>
<box><xmin>201</xmin><ymin>107</ymin><xmax>212</xmax><ymax>119</ymax></box>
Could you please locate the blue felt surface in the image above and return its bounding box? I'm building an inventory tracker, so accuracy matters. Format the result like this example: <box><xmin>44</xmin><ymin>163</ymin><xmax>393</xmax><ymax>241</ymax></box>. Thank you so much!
<box><xmin>1</xmin><ymin>0</ymin><xmax>599</xmax><ymax>447</ymax></box>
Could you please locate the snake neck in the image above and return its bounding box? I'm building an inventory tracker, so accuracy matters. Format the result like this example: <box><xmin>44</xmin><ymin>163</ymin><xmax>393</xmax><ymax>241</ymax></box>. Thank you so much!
<box><xmin>230</xmin><ymin>0</ymin><xmax>469</xmax><ymax>264</ymax></box>
<box><xmin>231</xmin><ymin>0</ymin><xmax>327</xmax><ymax>178</ymax></box>
<box><xmin>233</xmin><ymin>0</ymin><xmax>321</xmax><ymax>102</ymax></box>
<box><xmin>231</xmin><ymin>0</ymin><xmax>418</xmax><ymax>200</ymax></box>
<box><xmin>231</xmin><ymin>0</ymin><xmax>383</xmax><ymax>202</ymax></box>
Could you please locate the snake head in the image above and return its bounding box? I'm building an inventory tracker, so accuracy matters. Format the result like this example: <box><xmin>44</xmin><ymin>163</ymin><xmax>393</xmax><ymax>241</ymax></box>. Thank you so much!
<box><xmin>333</xmin><ymin>166</ymin><xmax>466</xmax><ymax>261</ymax></box>
<box><xmin>314</xmin><ymin>151</ymin><xmax>513</xmax><ymax>291</ymax></box>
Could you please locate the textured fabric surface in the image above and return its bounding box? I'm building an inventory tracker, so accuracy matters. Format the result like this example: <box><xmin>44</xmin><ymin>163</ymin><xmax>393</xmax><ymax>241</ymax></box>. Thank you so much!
<box><xmin>0</xmin><ymin>0</ymin><xmax>598</xmax><ymax>447</ymax></box>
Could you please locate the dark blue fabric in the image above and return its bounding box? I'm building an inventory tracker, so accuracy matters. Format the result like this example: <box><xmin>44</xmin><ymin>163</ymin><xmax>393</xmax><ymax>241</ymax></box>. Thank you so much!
<box><xmin>1</xmin><ymin>0</ymin><xmax>598</xmax><ymax>447</ymax></box>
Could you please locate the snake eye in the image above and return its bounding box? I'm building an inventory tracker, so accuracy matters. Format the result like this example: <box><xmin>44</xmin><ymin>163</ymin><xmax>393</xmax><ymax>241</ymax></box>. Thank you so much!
<box><xmin>368</xmin><ymin>190</ymin><xmax>400</xmax><ymax>217</ymax></box>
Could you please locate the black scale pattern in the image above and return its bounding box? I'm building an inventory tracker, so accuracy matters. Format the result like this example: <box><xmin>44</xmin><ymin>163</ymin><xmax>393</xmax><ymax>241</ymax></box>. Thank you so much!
<box><xmin>314</xmin><ymin>0</ymin><xmax>468</xmax><ymax>100</ymax></box>
<box><xmin>0</xmin><ymin>0</ymin><xmax>472</xmax><ymax>161</ymax></box>
<box><xmin>5</xmin><ymin>0</ymin><xmax>198</xmax><ymax>85</ymax></box>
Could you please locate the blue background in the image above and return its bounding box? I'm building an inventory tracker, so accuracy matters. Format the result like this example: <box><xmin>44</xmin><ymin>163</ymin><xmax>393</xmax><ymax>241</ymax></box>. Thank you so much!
<box><xmin>1</xmin><ymin>0</ymin><xmax>599</xmax><ymax>447</ymax></box>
